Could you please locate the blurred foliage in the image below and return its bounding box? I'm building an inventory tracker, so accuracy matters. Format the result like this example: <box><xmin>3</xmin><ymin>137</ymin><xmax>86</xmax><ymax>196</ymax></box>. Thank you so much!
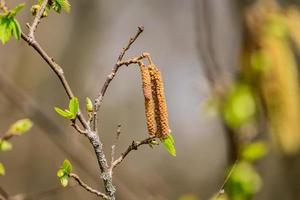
<box><xmin>225</xmin><ymin>162</ymin><xmax>262</xmax><ymax>200</ymax></box>
<box><xmin>9</xmin><ymin>118</ymin><xmax>33</xmax><ymax>135</ymax></box>
<box><xmin>243</xmin><ymin>0</ymin><xmax>300</xmax><ymax>154</ymax></box>
<box><xmin>241</xmin><ymin>142</ymin><xmax>268</xmax><ymax>163</ymax></box>
<box><xmin>0</xmin><ymin>162</ymin><xmax>5</xmax><ymax>175</ymax></box>
<box><xmin>0</xmin><ymin>118</ymin><xmax>33</xmax><ymax>176</ymax></box>
<box><xmin>222</xmin><ymin>83</ymin><xmax>256</xmax><ymax>129</ymax></box>
<box><xmin>0</xmin><ymin>140</ymin><xmax>12</xmax><ymax>152</ymax></box>
<box><xmin>211</xmin><ymin>1</ymin><xmax>300</xmax><ymax>200</ymax></box>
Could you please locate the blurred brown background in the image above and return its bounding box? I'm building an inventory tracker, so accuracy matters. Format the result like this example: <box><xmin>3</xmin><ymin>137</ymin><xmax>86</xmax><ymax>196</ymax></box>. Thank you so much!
<box><xmin>1</xmin><ymin>0</ymin><xmax>300</xmax><ymax>199</ymax></box>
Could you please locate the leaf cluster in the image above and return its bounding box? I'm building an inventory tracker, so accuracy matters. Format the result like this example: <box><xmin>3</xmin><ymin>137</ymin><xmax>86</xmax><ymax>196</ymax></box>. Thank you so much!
<box><xmin>0</xmin><ymin>3</ymin><xmax>24</xmax><ymax>44</ymax></box>
<box><xmin>0</xmin><ymin>118</ymin><xmax>33</xmax><ymax>176</ymax></box>
<box><xmin>57</xmin><ymin>159</ymin><xmax>73</xmax><ymax>187</ymax></box>
<box><xmin>54</xmin><ymin>97</ymin><xmax>79</xmax><ymax>120</ymax></box>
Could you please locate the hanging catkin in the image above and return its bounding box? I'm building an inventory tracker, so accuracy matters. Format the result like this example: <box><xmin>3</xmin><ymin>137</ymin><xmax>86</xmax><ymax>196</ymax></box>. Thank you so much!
<box><xmin>150</xmin><ymin>65</ymin><xmax>170</xmax><ymax>138</ymax></box>
<box><xmin>139</xmin><ymin>62</ymin><xmax>156</xmax><ymax>136</ymax></box>
<box><xmin>139</xmin><ymin>54</ymin><xmax>170</xmax><ymax>138</ymax></box>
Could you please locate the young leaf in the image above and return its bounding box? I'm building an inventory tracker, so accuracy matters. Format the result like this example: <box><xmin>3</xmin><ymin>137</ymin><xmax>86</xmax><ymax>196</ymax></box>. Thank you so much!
<box><xmin>0</xmin><ymin>13</ymin><xmax>22</xmax><ymax>44</ymax></box>
<box><xmin>0</xmin><ymin>16</ymin><xmax>12</xmax><ymax>44</ymax></box>
<box><xmin>9</xmin><ymin>118</ymin><xmax>33</xmax><ymax>135</ymax></box>
<box><xmin>57</xmin><ymin>169</ymin><xmax>64</xmax><ymax>178</ymax></box>
<box><xmin>57</xmin><ymin>159</ymin><xmax>72</xmax><ymax>187</ymax></box>
<box><xmin>11</xmin><ymin>18</ymin><xmax>21</xmax><ymax>40</ymax></box>
<box><xmin>9</xmin><ymin>3</ymin><xmax>25</xmax><ymax>17</ymax></box>
<box><xmin>51</xmin><ymin>1</ymin><xmax>62</xmax><ymax>13</ymax></box>
<box><xmin>54</xmin><ymin>107</ymin><xmax>73</xmax><ymax>119</ymax></box>
<box><xmin>85</xmin><ymin>97</ymin><xmax>93</xmax><ymax>112</ymax></box>
<box><xmin>60</xmin><ymin>175</ymin><xmax>69</xmax><ymax>187</ymax></box>
<box><xmin>57</xmin><ymin>159</ymin><xmax>72</xmax><ymax>176</ymax></box>
<box><xmin>68</xmin><ymin>97</ymin><xmax>79</xmax><ymax>119</ymax></box>
<box><xmin>161</xmin><ymin>133</ymin><xmax>176</xmax><ymax>156</ymax></box>
<box><xmin>0</xmin><ymin>163</ymin><xmax>5</xmax><ymax>176</ymax></box>
<box><xmin>0</xmin><ymin>140</ymin><xmax>12</xmax><ymax>151</ymax></box>
<box><xmin>56</xmin><ymin>0</ymin><xmax>71</xmax><ymax>13</ymax></box>
<box><xmin>61</xmin><ymin>159</ymin><xmax>72</xmax><ymax>175</ymax></box>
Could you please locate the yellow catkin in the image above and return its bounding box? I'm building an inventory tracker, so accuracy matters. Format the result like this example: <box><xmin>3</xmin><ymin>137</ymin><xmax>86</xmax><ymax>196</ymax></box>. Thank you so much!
<box><xmin>139</xmin><ymin>62</ymin><xmax>156</xmax><ymax>136</ymax></box>
<box><xmin>149</xmin><ymin>64</ymin><xmax>170</xmax><ymax>138</ymax></box>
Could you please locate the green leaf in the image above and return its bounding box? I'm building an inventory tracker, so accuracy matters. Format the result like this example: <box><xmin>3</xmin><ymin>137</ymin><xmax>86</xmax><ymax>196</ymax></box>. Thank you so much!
<box><xmin>0</xmin><ymin>13</ymin><xmax>22</xmax><ymax>44</ymax></box>
<box><xmin>161</xmin><ymin>133</ymin><xmax>176</xmax><ymax>156</ymax></box>
<box><xmin>241</xmin><ymin>142</ymin><xmax>268</xmax><ymax>162</ymax></box>
<box><xmin>9</xmin><ymin>118</ymin><xmax>33</xmax><ymax>135</ymax></box>
<box><xmin>56</xmin><ymin>0</ymin><xmax>71</xmax><ymax>13</ymax></box>
<box><xmin>60</xmin><ymin>175</ymin><xmax>69</xmax><ymax>187</ymax></box>
<box><xmin>61</xmin><ymin>159</ymin><xmax>72</xmax><ymax>175</ymax></box>
<box><xmin>68</xmin><ymin>97</ymin><xmax>79</xmax><ymax>119</ymax></box>
<box><xmin>0</xmin><ymin>16</ymin><xmax>12</xmax><ymax>44</ymax></box>
<box><xmin>57</xmin><ymin>159</ymin><xmax>72</xmax><ymax>176</ymax></box>
<box><xmin>10</xmin><ymin>3</ymin><xmax>25</xmax><ymax>17</ymax></box>
<box><xmin>0</xmin><ymin>162</ymin><xmax>5</xmax><ymax>175</ymax></box>
<box><xmin>11</xmin><ymin>18</ymin><xmax>21</xmax><ymax>40</ymax></box>
<box><xmin>51</xmin><ymin>1</ymin><xmax>62</xmax><ymax>13</ymax></box>
<box><xmin>0</xmin><ymin>140</ymin><xmax>12</xmax><ymax>151</ymax></box>
<box><xmin>57</xmin><ymin>169</ymin><xmax>64</xmax><ymax>178</ymax></box>
<box><xmin>54</xmin><ymin>107</ymin><xmax>73</xmax><ymax>119</ymax></box>
<box><xmin>85</xmin><ymin>97</ymin><xmax>93</xmax><ymax>112</ymax></box>
<box><xmin>57</xmin><ymin>159</ymin><xmax>72</xmax><ymax>187</ymax></box>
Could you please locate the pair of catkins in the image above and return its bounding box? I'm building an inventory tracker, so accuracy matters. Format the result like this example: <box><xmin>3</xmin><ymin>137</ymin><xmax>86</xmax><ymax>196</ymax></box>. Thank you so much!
<box><xmin>139</xmin><ymin>54</ymin><xmax>170</xmax><ymax>139</ymax></box>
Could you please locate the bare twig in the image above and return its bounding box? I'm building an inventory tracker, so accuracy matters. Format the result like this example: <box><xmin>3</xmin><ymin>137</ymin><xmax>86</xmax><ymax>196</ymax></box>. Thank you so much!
<box><xmin>0</xmin><ymin>186</ymin><xmax>8</xmax><ymax>200</ymax></box>
<box><xmin>110</xmin><ymin>124</ymin><xmax>122</xmax><ymax>167</ymax></box>
<box><xmin>69</xmin><ymin>173</ymin><xmax>109</xmax><ymax>200</ymax></box>
<box><xmin>93</xmin><ymin>27</ymin><xmax>144</xmax><ymax>115</ymax></box>
<box><xmin>117</xmin><ymin>54</ymin><xmax>146</xmax><ymax>66</ymax></box>
<box><xmin>0</xmin><ymin>131</ymin><xmax>13</xmax><ymax>141</ymax></box>
<box><xmin>71</xmin><ymin>122</ymin><xmax>87</xmax><ymax>135</ymax></box>
<box><xmin>28</xmin><ymin>0</ymin><xmax>48</xmax><ymax>40</ymax></box>
<box><xmin>111</xmin><ymin>136</ymin><xmax>156</xmax><ymax>170</ymax></box>
<box><xmin>215</xmin><ymin>160</ymin><xmax>238</xmax><ymax>198</ymax></box>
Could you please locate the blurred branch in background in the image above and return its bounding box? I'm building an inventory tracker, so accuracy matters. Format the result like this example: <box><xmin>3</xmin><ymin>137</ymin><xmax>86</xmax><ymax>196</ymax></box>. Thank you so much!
<box><xmin>194</xmin><ymin>0</ymin><xmax>238</xmax><ymax>165</ymax></box>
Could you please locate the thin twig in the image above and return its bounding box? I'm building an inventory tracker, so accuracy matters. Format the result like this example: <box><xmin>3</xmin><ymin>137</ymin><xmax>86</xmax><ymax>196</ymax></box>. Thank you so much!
<box><xmin>111</xmin><ymin>124</ymin><xmax>122</xmax><ymax>167</ymax></box>
<box><xmin>28</xmin><ymin>0</ymin><xmax>48</xmax><ymax>40</ymax></box>
<box><xmin>215</xmin><ymin>160</ymin><xmax>239</xmax><ymax>198</ymax></box>
<box><xmin>111</xmin><ymin>136</ymin><xmax>156</xmax><ymax>170</ymax></box>
<box><xmin>20</xmin><ymin>10</ymin><xmax>116</xmax><ymax>198</ymax></box>
<box><xmin>71</xmin><ymin>122</ymin><xmax>87</xmax><ymax>135</ymax></box>
<box><xmin>93</xmin><ymin>26</ymin><xmax>144</xmax><ymax>116</ymax></box>
<box><xmin>69</xmin><ymin>173</ymin><xmax>109</xmax><ymax>200</ymax></box>
<box><xmin>0</xmin><ymin>131</ymin><xmax>13</xmax><ymax>141</ymax></box>
<box><xmin>0</xmin><ymin>186</ymin><xmax>8</xmax><ymax>200</ymax></box>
